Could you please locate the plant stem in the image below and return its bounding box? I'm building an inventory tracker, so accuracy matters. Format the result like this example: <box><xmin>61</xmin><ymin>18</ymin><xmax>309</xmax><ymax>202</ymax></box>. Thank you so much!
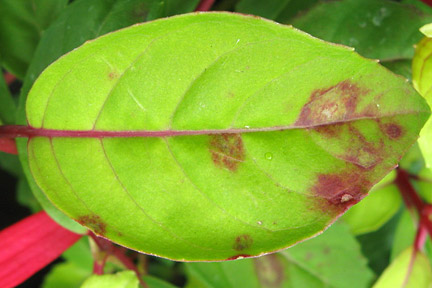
<box><xmin>395</xmin><ymin>168</ymin><xmax>432</xmax><ymax>249</ymax></box>
<box><xmin>195</xmin><ymin>0</ymin><xmax>216</xmax><ymax>11</ymax></box>
<box><xmin>3</xmin><ymin>72</ymin><xmax>15</xmax><ymax>85</ymax></box>
<box><xmin>421</xmin><ymin>0</ymin><xmax>432</xmax><ymax>7</ymax></box>
<box><xmin>0</xmin><ymin>138</ymin><xmax>17</xmax><ymax>154</ymax></box>
<box><xmin>89</xmin><ymin>233</ymin><xmax>148</xmax><ymax>288</ymax></box>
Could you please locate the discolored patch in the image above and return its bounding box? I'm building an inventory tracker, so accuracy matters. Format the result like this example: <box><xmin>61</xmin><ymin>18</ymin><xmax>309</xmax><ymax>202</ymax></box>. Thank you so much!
<box><xmin>295</xmin><ymin>80</ymin><xmax>370</xmax><ymax>126</ymax></box>
<box><xmin>226</xmin><ymin>254</ymin><xmax>252</xmax><ymax>260</ymax></box>
<box><xmin>312</xmin><ymin>170</ymin><xmax>372</xmax><ymax>214</ymax></box>
<box><xmin>381</xmin><ymin>123</ymin><xmax>403</xmax><ymax>139</ymax></box>
<box><xmin>254</xmin><ymin>254</ymin><xmax>284</xmax><ymax>287</ymax></box>
<box><xmin>233</xmin><ymin>234</ymin><xmax>253</xmax><ymax>251</ymax></box>
<box><xmin>108</xmin><ymin>71</ymin><xmax>119</xmax><ymax>80</ymax></box>
<box><xmin>77</xmin><ymin>214</ymin><xmax>107</xmax><ymax>236</ymax></box>
<box><xmin>209</xmin><ymin>133</ymin><xmax>245</xmax><ymax>171</ymax></box>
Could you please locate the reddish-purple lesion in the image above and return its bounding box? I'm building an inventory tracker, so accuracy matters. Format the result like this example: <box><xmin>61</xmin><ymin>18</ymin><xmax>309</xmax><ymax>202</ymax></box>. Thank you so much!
<box><xmin>311</xmin><ymin>169</ymin><xmax>372</xmax><ymax>214</ymax></box>
<box><xmin>77</xmin><ymin>214</ymin><xmax>107</xmax><ymax>236</ymax></box>
<box><xmin>295</xmin><ymin>80</ymin><xmax>370</xmax><ymax>127</ymax></box>
<box><xmin>209</xmin><ymin>133</ymin><xmax>245</xmax><ymax>171</ymax></box>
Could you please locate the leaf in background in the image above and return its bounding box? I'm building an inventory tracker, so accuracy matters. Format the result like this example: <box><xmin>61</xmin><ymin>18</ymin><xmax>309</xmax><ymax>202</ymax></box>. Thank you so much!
<box><xmin>42</xmin><ymin>262</ymin><xmax>90</xmax><ymax>288</ymax></box>
<box><xmin>343</xmin><ymin>171</ymin><xmax>402</xmax><ymax>235</ymax></box>
<box><xmin>15</xmin><ymin>0</ymin><xmax>199</xmax><ymax>234</ymax></box>
<box><xmin>381</xmin><ymin>59</ymin><xmax>412</xmax><ymax>81</ymax></box>
<box><xmin>292</xmin><ymin>0</ymin><xmax>432</xmax><ymax>61</ymax></box>
<box><xmin>62</xmin><ymin>237</ymin><xmax>93</xmax><ymax>270</ymax></box>
<box><xmin>185</xmin><ymin>223</ymin><xmax>374</xmax><ymax>288</ymax></box>
<box><xmin>81</xmin><ymin>271</ymin><xmax>139</xmax><ymax>288</ymax></box>
<box><xmin>0</xmin><ymin>0</ymin><xmax>68</xmax><ymax>78</ymax></box>
<box><xmin>413</xmin><ymin>23</ymin><xmax>432</xmax><ymax>168</ymax></box>
<box><xmin>373</xmin><ymin>247</ymin><xmax>432</xmax><ymax>288</ymax></box>
<box><xmin>417</xmin><ymin>167</ymin><xmax>432</xmax><ymax>203</ymax></box>
<box><xmin>16</xmin><ymin>177</ymin><xmax>42</xmax><ymax>212</ymax></box>
<box><xmin>25</xmin><ymin>12</ymin><xmax>429</xmax><ymax>261</ymax></box>
<box><xmin>391</xmin><ymin>210</ymin><xmax>432</xmax><ymax>262</ymax></box>
<box><xmin>0</xmin><ymin>211</ymin><xmax>82</xmax><ymax>288</ymax></box>
<box><xmin>0</xmin><ymin>71</ymin><xmax>15</xmax><ymax>124</ymax></box>
<box><xmin>235</xmin><ymin>0</ymin><xmax>319</xmax><ymax>22</ymax></box>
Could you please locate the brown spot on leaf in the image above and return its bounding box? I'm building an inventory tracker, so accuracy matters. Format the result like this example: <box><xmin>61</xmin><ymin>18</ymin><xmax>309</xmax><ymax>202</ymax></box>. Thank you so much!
<box><xmin>210</xmin><ymin>134</ymin><xmax>245</xmax><ymax>171</ymax></box>
<box><xmin>77</xmin><ymin>215</ymin><xmax>106</xmax><ymax>236</ymax></box>
<box><xmin>312</xmin><ymin>170</ymin><xmax>371</xmax><ymax>214</ymax></box>
<box><xmin>255</xmin><ymin>254</ymin><xmax>284</xmax><ymax>287</ymax></box>
<box><xmin>233</xmin><ymin>234</ymin><xmax>253</xmax><ymax>251</ymax></box>
<box><xmin>295</xmin><ymin>80</ymin><xmax>370</xmax><ymax>126</ymax></box>
<box><xmin>108</xmin><ymin>71</ymin><xmax>119</xmax><ymax>80</ymax></box>
<box><xmin>381</xmin><ymin>123</ymin><xmax>403</xmax><ymax>139</ymax></box>
<box><xmin>226</xmin><ymin>254</ymin><xmax>252</xmax><ymax>260</ymax></box>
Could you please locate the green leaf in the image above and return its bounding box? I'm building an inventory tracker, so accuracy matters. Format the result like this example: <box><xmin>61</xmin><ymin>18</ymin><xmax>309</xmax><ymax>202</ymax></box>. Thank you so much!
<box><xmin>42</xmin><ymin>262</ymin><xmax>90</xmax><ymax>288</ymax></box>
<box><xmin>374</xmin><ymin>247</ymin><xmax>432</xmax><ymax>288</ymax></box>
<box><xmin>62</xmin><ymin>237</ymin><xmax>93</xmax><ymax>270</ymax></box>
<box><xmin>381</xmin><ymin>59</ymin><xmax>412</xmax><ymax>81</ymax></box>
<box><xmin>413</xmin><ymin>24</ymin><xmax>432</xmax><ymax>168</ymax></box>
<box><xmin>25</xmin><ymin>12</ymin><xmax>429</xmax><ymax>261</ymax></box>
<box><xmin>391</xmin><ymin>210</ymin><xmax>432</xmax><ymax>262</ymax></box>
<box><xmin>81</xmin><ymin>271</ymin><xmax>139</xmax><ymax>288</ymax></box>
<box><xmin>186</xmin><ymin>223</ymin><xmax>373</xmax><ymax>288</ymax></box>
<box><xmin>0</xmin><ymin>0</ymin><xmax>68</xmax><ymax>78</ymax></box>
<box><xmin>343</xmin><ymin>171</ymin><xmax>401</xmax><ymax>235</ymax></box>
<box><xmin>16</xmin><ymin>177</ymin><xmax>42</xmax><ymax>212</ymax></box>
<box><xmin>16</xmin><ymin>0</ymin><xmax>198</xmax><ymax>234</ymax></box>
<box><xmin>292</xmin><ymin>0</ymin><xmax>432</xmax><ymax>61</ymax></box>
<box><xmin>235</xmin><ymin>0</ymin><xmax>319</xmax><ymax>22</ymax></box>
<box><xmin>417</xmin><ymin>167</ymin><xmax>432</xmax><ymax>203</ymax></box>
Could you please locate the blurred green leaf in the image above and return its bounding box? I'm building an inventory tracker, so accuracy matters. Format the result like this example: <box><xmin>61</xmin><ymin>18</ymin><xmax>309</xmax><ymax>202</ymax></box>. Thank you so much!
<box><xmin>42</xmin><ymin>262</ymin><xmax>90</xmax><ymax>288</ymax></box>
<box><xmin>417</xmin><ymin>167</ymin><xmax>432</xmax><ymax>203</ymax></box>
<box><xmin>0</xmin><ymin>70</ymin><xmax>15</xmax><ymax>124</ymax></box>
<box><xmin>16</xmin><ymin>176</ymin><xmax>42</xmax><ymax>212</ymax></box>
<box><xmin>186</xmin><ymin>223</ymin><xmax>373</xmax><ymax>288</ymax></box>
<box><xmin>0</xmin><ymin>0</ymin><xmax>68</xmax><ymax>78</ymax></box>
<box><xmin>16</xmin><ymin>0</ymin><xmax>197</xmax><ymax>233</ymax></box>
<box><xmin>343</xmin><ymin>171</ymin><xmax>401</xmax><ymax>235</ymax></box>
<box><xmin>81</xmin><ymin>271</ymin><xmax>139</xmax><ymax>288</ymax></box>
<box><xmin>374</xmin><ymin>247</ymin><xmax>432</xmax><ymax>288</ymax></box>
<box><xmin>391</xmin><ymin>210</ymin><xmax>432</xmax><ymax>262</ymax></box>
<box><xmin>356</xmin><ymin>210</ymin><xmax>401</xmax><ymax>276</ymax></box>
<box><xmin>62</xmin><ymin>237</ymin><xmax>93</xmax><ymax>270</ymax></box>
<box><xmin>412</xmin><ymin>24</ymin><xmax>432</xmax><ymax>168</ymax></box>
<box><xmin>235</xmin><ymin>0</ymin><xmax>319</xmax><ymax>22</ymax></box>
<box><xmin>292</xmin><ymin>0</ymin><xmax>432</xmax><ymax>60</ymax></box>
<box><xmin>381</xmin><ymin>59</ymin><xmax>412</xmax><ymax>81</ymax></box>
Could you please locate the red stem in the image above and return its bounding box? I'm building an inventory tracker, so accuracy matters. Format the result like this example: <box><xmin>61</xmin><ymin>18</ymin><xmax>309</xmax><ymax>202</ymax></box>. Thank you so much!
<box><xmin>89</xmin><ymin>233</ymin><xmax>148</xmax><ymax>288</ymax></box>
<box><xmin>3</xmin><ymin>72</ymin><xmax>16</xmax><ymax>85</ymax></box>
<box><xmin>0</xmin><ymin>138</ymin><xmax>17</xmax><ymax>154</ymax></box>
<box><xmin>396</xmin><ymin>168</ymin><xmax>432</xmax><ymax>249</ymax></box>
<box><xmin>195</xmin><ymin>0</ymin><xmax>216</xmax><ymax>11</ymax></box>
<box><xmin>421</xmin><ymin>0</ymin><xmax>432</xmax><ymax>7</ymax></box>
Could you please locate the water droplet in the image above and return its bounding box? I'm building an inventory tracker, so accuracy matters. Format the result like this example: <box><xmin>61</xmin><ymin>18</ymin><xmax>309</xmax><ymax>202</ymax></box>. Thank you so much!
<box><xmin>265</xmin><ymin>152</ymin><xmax>273</xmax><ymax>160</ymax></box>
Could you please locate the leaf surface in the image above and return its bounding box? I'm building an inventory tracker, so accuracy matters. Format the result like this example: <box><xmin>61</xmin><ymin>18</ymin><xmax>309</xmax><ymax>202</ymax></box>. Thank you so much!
<box><xmin>185</xmin><ymin>223</ymin><xmax>374</xmax><ymax>288</ymax></box>
<box><xmin>15</xmin><ymin>0</ymin><xmax>200</xmax><ymax>234</ymax></box>
<box><xmin>25</xmin><ymin>12</ymin><xmax>429</xmax><ymax>261</ymax></box>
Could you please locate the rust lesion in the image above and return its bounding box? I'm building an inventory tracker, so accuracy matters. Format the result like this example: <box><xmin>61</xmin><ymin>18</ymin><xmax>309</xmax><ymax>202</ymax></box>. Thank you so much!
<box><xmin>233</xmin><ymin>234</ymin><xmax>253</xmax><ymax>251</ymax></box>
<box><xmin>77</xmin><ymin>214</ymin><xmax>107</xmax><ymax>236</ymax></box>
<box><xmin>295</xmin><ymin>80</ymin><xmax>370</xmax><ymax>127</ymax></box>
<box><xmin>311</xmin><ymin>170</ymin><xmax>372</xmax><ymax>215</ymax></box>
<box><xmin>108</xmin><ymin>71</ymin><xmax>119</xmax><ymax>80</ymax></box>
<box><xmin>209</xmin><ymin>133</ymin><xmax>245</xmax><ymax>171</ymax></box>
